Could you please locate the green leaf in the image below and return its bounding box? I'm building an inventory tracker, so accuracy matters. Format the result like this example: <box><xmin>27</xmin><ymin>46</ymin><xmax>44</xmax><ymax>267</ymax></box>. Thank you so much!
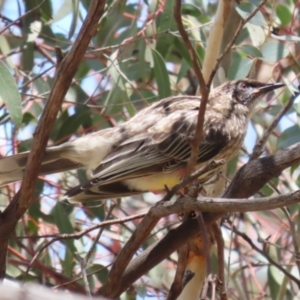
<box><xmin>181</xmin><ymin>3</ymin><xmax>203</xmax><ymax>19</ymax></box>
<box><xmin>228</xmin><ymin>57</ymin><xmax>253</xmax><ymax>80</ymax></box>
<box><xmin>48</xmin><ymin>0</ymin><xmax>73</xmax><ymax>24</ymax></box>
<box><xmin>62</xmin><ymin>246</ymin><xmax>75</xmax><ymax>277</ymax></box>
<box><xmin>248</xmin><ymin>0</ymin><xmax>262</xmax><ymax>5</ymax></box>
<box><xmin>107</xmin><ymin>50</ymin><xmax>126</xmax><ymax>90</ymax></box>
<box><xmin>88</xmin><ymin>264</ymin><xmax>109</xmax><ymax>284</ymax></box>
<box><xmin>235</xmin><ymin>3</ymin><xmax>266</xmax><ymax>26</ymax></box>
<box><xmin>54</xmin><ymin>107</ymin><xmax>92</xmax><ymax>142</ymax></box>
<box><xmin>151</xmin><ymin>49</ymin><xmax>171</xmax><ymax>99</ymax></box>
<box><xmin>145</xmin><ymin>44</ymin><xmax>154</xmax><ymax>68</ymax></box>
<box><xmin>22</xmin><ymin>41</ymin><xmax>34</xmax><ymax>73</ymax></box>
<box><xmin>268</xmin><ymin>265</ymin><xmax>281</xmax><ymax>300</ymax></box>
<box><xmin>177</xmin><ymin>59</ymin><xmax>190</xmax><ymax>84</ymax></box>
<box><xmin>68</xmin><ymin>0</ymin><xmax>79</xmax><ymax>39</ymax></box>
<box><xmin>174</xmin><ymin>37</ymin><xmax>192</xmax><ymax>65</ymax></box>
<box><xmin>33</xmin><ymin>76</ymin><xmax>50</xmax><ymax>97</ymax></box>
<box><xmin>277</xmin><ymin>125</ymin><xmax>300</xmax><ymax>148</ymax></box>
<box><xmin>40</xmin><ymin>0</ymin><xmax>53</xmax><ymax>22</ymax></box>
<box><xmin>261</xmin><ymin>41</ymin><xmax>289</xmax><ymax>63</ymax></box>
<box><xmin>0</xmin><ymin>61</ymin><xmax>22</xmax><ymax>127</ymax></box>
<box><xmin>22</xmin><ymin>112</ymin><xmax>36</xmax><ymax>126</ymax></box>
<box><xmin>241</xmin><ymin>44</ymin><xmax>262</xmax><ymax>58</ymax></box>
<box><xmin>276</xmin><ymin>5</ymin><xmax>292</xmax><ymax>25</ymax></box>
<box><xmin>53</xmin><ymin>203</ymin><xmax>76</xmax><ymax>253</ymax></box>
<box><xmin>156</xmin><ymin>0</ymin><xmax>176</xmax><ymax>57</ymax></box>
<box><xmin>6</xmin><ymin>264</ymin><xmax>22</xmax><ymax>278</ymax></box>
<box><xmin>0</xmin><ymin>36</ymin><xmax>14</xmax><ymax>70</ymax></box>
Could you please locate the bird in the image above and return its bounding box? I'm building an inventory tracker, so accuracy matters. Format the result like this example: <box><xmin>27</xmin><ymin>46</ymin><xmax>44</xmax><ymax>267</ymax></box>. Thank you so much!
<box><xmin>0</xmin><ymin>79</ymin><xmax>284</xmax><ymax>203</ymax></box>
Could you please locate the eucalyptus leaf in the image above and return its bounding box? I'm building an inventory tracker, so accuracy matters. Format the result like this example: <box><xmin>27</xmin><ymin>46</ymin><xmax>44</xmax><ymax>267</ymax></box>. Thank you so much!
<box><xmin>277</xmin><ymin>125</ymin><xmax>300</xmax><ymax>148</ymax></box>
<box><xmin>261</xmin><ymin>40</ymin><xmax>289</xmax><ymax>63</ymax></box>
<box><xmin>235</xmin><ymin>3</ymin><xmax>266</xmax><ymax>26</ymax></box>
<box><xmin>276</xmin><ymin>4</ymin><xmax>292</xmax><ymax>25</ymax></box>
<box><xmin>151</xmin><ymin>48</ymin><xmax>171</xmax><ymax>99</ymax></box>
<box><xmin>228</xmin><ymin>57</ymin><xmax>253</xmax><ymax>80</ymax></box>
<box><xmin>0</xmin><ymin>61</ymin><xmax>22</xmax><ymax>127</ymax></box>
<box><xmin>48</xmin><ymin>0</ymin><xmax>73</xmax><ymax>24</ymax></box>
<box><xmin>241</xmin><ymin>44</ymin><xmax>262</xmax><ymax>58</ymax></box>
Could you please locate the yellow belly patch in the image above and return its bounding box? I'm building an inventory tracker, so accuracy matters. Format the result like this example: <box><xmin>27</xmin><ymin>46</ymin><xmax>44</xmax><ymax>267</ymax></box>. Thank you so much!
<box><xmin>124</xmin><ymin>172</ymin><xmax>182</xmax><ymax>192</ymax></box>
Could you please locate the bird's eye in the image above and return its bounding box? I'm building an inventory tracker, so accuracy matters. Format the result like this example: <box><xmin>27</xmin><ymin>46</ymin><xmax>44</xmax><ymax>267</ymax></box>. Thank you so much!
<box><xmin>238</xmin><ymin>82</ymin><xmax>248</xmax><ymax>90</ymax></box>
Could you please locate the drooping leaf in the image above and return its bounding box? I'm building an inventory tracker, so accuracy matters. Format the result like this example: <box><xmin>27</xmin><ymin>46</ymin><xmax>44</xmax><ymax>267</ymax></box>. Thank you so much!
<box><xmin>0</xmin><ymin>36</ymin><xmax>14</xmax><ymax>70</ymax></box>
<box><xmin>261</xmin><ymin>40</ymin><xmax>289</xmax><ymax>63</ymax></box>
<box><xmin>52</xmin><ymin>203</ymin><xmax>76</xmax><ymax>254</ymax></box>
<box><xmin>156</xmin><ymin>0</ymin><xmax>176</xmax><ymax>57</ymax></box>
<box><xmin>151</xmin><ymin>48</ymin><xmax>171</xmax><ymax>99</ymax></box>
<box><xmin>0</xmin><ymin>61</ymin><xmax>22</xmax><ymax>127</ymax></box>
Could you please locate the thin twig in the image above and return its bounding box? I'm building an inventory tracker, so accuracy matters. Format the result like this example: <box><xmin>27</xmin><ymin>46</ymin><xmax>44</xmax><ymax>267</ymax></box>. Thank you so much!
<box><xmin>85</xmin><ymin>204</ymin><xmax>115</xmax><ymax>263</ymax></box>
<box><xmin>103</xmin><ymin>142</ymin><xmax>300</xmax><ymax>297</ymax></box>
<box><xmin>78</xmin><ymin>204</ymin><xmax>115</xmax><ymax>296</ymax></box>
<box><xmin>207</xmin><ymin>0</ymin><xmax>267</xmax><ymax>87</ymax></box>
<box><xmin>0</xmin><ymin>0</ymin><xmax>46</xmax><ymax>35</ymax></box>
<box><xmin>23</xmin><ymin>212</ymin><xmax>145</xmax><ymax>277</ymax></box>
<box><xmin>0</xmin><ymin>0</ymin><xmax>107</xmax><ymax>280</ymax></box>
<box><xmin>250</xmin><ymin>89</ymin><xmax>296</xmax><ymax>160</ymax></box>
<box><xmin>281</xmin><ymin>207</ymin><xmax>300</xmax><ymax>276</ymax></box>
<box><xmin>173</xmin><ymin>0</ymin><xmax>210</xmax><ymax>176</ymax></box>
<box><xmin>231</xmin><ymin>225</ymin><xmax>300</xmax><ymax>287</ymax></box>
<box><xmin>98</xmin><ymin>211</ymin><xmax>161</xmax><ymax>297</ymax></box>
<box><xmin>75</xmin><ymin>253</ymin><xmax>92</xmax><ymax>298</ymax></box>
<box><xmin>16</xmin><ymin>213</ymin><xmax>145</xmax><ymax>240</ymax></box>
<box><xmin>212</xmin><ymin>222</ymin><xmax>228</xmax><ymax>300</ymax></box>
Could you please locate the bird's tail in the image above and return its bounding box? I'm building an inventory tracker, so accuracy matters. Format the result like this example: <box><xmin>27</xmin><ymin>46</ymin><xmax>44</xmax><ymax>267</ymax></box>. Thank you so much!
<box><xmin>0</xmin><ymin>146</ymin><xmax>83</xmax><ymax>186</ymax></box>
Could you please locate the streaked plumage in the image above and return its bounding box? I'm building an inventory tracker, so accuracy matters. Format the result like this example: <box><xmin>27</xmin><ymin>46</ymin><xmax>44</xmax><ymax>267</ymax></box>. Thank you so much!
<box><xmin>0</xmin><ymin>80</ymin><xmax>284</xmax><ymax>203</ymax></box>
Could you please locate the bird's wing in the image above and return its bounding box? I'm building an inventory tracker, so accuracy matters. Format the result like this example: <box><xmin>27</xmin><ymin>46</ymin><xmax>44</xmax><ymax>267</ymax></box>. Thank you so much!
<box><xmin>64</xmin><ymin>96</ymin><xmax>230</xmax><ymax>202</ymax></box>
<box><xmin>65</xmin><ymin>97</ymin><xmax>228</xmax><ymax>202</ymax></box>
<box><xmin>89</xmin><ymin>106</ymin><xmax>229</xmax><ymax>184</ymax></box>
<box><xmin>64</xmin><ymin>118</ymin><xmax>229</xmax><ymax>202</ymax></box>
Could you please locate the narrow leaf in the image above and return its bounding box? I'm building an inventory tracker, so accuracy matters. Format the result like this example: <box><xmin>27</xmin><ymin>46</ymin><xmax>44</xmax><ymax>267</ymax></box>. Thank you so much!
<box><xmin>0</xmin><ymin>61</ymin><xmax>22</xmax><ymax>127</ymax></box>
<box><xmin>228</xmin><ymin>57</ymin><xmax>253</xmax><ymax>80</ymax></box>
<box><xmin>151</xmin><ymin>49</ymin><xmax>171</xmax><ymax>99</ymax></box>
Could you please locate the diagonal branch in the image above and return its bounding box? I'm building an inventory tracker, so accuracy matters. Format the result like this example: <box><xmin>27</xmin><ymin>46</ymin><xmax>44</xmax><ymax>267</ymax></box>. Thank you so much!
<box><xmin>0</xmin><ymin>0</ymin><xmax>107</xmax><ymax>279</ymax></box>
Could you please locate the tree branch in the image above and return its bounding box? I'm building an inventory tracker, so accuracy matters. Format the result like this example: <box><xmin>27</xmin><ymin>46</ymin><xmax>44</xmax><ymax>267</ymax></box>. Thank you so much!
<box><xmin>0</xmin><ymin>0</ymin><xmax>106</xmax><ymax>279</ymax></box>
<box><xmin>173</xmin><ymin>0</ymin><xmax>209</xmax><ymax>176</ymax></box>
<box><xmin>100</xmin><ymin>141</ymin><xmax>300</xmax><ymax>297</ymax></box>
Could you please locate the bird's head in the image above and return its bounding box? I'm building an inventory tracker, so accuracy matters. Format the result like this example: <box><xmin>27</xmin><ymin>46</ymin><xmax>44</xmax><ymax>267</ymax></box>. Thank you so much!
<box><xmin>232</xmin><ymin>79</ymin><xmax>284</xmax><ymax>108</ymax></box>
<box><xmin>212</xmin><ymin>79</ymin><xmax>284</xmax><ymax>117</ymax></box>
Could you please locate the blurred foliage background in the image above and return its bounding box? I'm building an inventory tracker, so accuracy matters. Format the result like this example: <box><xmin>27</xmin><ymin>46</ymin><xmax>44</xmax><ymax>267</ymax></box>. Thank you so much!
<box><xmin>0</xmin><ymin>0</ymin><xmax>300</xmax><ymax>299</ymax></box>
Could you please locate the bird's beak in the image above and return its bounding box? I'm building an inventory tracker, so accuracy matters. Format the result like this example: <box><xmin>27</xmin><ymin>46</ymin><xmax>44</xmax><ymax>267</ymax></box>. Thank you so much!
<box><xmin>253</xmin><ymin>82</ymin><xmax>285</xmax><ymax>95</ymax></box>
